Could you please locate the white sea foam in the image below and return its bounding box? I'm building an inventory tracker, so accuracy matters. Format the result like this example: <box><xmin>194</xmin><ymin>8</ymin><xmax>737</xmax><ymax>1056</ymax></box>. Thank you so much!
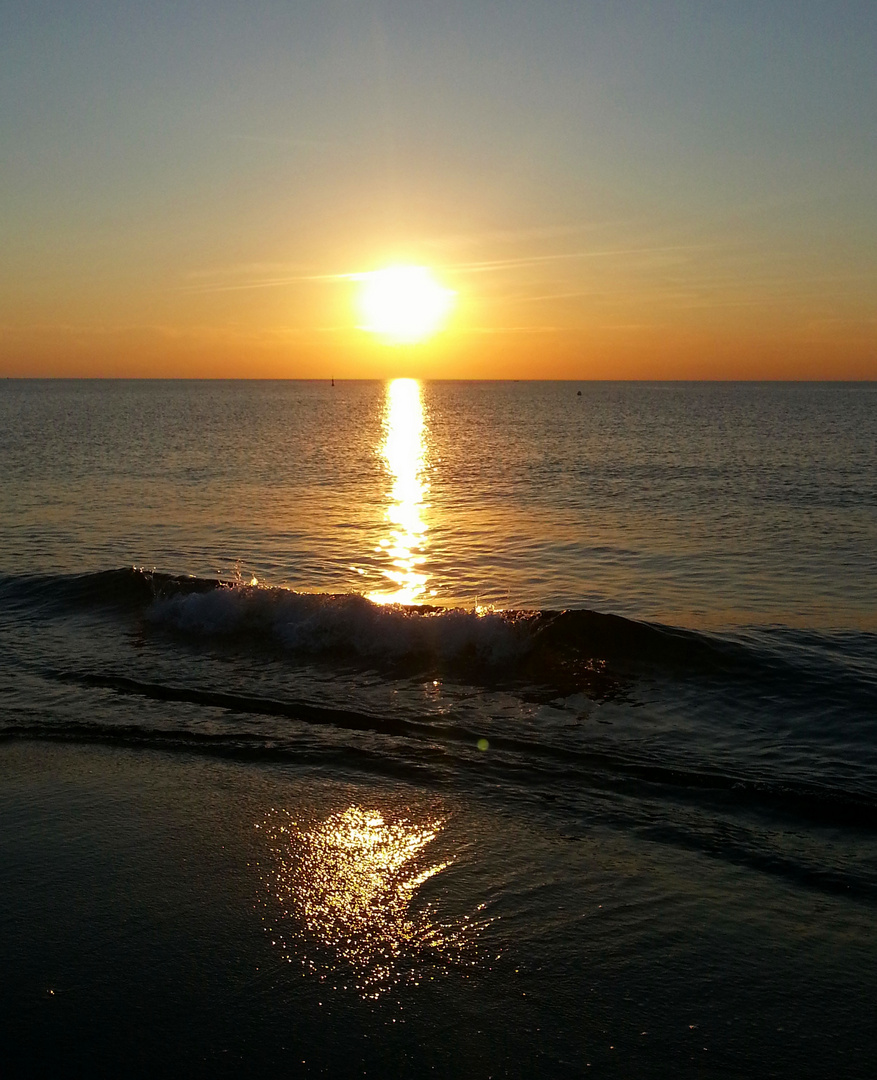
<box><xmin>147</xmin><ymin>584</ymin><xmax>531</xmax><ymax>665</ymax></box>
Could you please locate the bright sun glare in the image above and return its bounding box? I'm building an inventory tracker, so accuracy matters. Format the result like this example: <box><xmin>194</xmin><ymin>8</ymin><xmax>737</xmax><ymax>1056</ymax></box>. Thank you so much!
<box><xmin>356</xmin><ymin>265</ymin><xmax>455</xmax><ymax>345</ymax></box>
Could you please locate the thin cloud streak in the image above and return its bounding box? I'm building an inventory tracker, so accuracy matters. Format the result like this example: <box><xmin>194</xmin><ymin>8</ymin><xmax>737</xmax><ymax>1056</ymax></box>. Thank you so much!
<box><xmin>228</xmin><ymin>133</ymin><xmax>334</xmax><ymax>149</ymax></box>
<box><xmin>447</xmin><ymin>245</ymin><xmax>704</xmax><ymax>274</ymax></box>
<box><xmin>181</xmin><ymin>272</ymin><xmax>345</xmax><ymax>294</ymax></box>
<box><xmin>184</xmin><ymin>244</ymin><xmax>703</xmax><ymax>294</ymax></box>
<box><xmin>421</xmin><ymin>221</ymin><xmax>625</xmax><ymax>251</ymax></box>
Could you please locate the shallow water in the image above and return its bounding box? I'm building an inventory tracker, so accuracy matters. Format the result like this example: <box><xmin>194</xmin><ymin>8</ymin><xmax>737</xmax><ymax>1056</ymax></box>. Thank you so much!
<box><xmin>3</xmin><ymin>741</ymin><xmax>877</xmax><ymax>1078</ymax></box>
<box><xmin>1</xmin><ymin>379</ymin><xmax>875</xmax><ymax>1076</ymax></box>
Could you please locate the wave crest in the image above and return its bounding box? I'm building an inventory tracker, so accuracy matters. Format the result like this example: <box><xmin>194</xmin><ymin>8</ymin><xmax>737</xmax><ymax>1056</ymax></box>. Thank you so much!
<box><xmin>148</xmin><ymin>583</ymin><xmax>534</xmax><ymax>666</ymax></box>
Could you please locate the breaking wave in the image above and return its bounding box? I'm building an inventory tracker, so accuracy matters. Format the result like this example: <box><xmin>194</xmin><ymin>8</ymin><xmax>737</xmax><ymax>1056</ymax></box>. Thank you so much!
<box><xmin>2</xmin><ymin>567</ymin><xmax>875</xmax><ymax>701</ymax></box>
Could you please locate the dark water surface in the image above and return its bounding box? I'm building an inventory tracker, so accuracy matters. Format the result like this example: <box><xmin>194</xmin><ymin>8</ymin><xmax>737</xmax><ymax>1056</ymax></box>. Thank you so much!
<box><xmin>1</xmin><ymin>380</ymin><xmax>875</xmax><ymax>1077</ymax></box>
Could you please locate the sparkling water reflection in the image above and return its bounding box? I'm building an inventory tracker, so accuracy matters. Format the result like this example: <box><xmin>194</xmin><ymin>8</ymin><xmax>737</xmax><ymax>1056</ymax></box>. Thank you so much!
<box><xmin>259</xmin><ymin>805</ymin><xmax>486</xmax><ymax>998</ymax></box>
<box><xmin>368</xmin><ymin>379</ymin><xmax>431</xmax><ymax>605</ymax></box>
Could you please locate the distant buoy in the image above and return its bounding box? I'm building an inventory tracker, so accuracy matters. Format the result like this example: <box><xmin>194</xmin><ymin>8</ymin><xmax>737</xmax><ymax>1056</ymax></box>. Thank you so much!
<box><xmin>576</xmin><ymin>390</ymin><xmax>582</xmax><ymax>396</ymax></box>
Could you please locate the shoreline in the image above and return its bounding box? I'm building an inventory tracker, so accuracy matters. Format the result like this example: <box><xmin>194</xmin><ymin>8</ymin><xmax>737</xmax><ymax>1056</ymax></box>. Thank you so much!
<box><xmin>3</xmin><ymin>738</ymin><xmax>877</xmax><ymax>1078</ymax></box>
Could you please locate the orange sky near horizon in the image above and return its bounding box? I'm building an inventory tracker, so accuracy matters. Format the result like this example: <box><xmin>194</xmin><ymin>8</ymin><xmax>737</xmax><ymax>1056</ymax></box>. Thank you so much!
<box><xmin>1</xmin><ymin>3</ymin><xmax>875</xmax><ymax>381</ymax></box>
<box><xmin>3</xmin><ymin>323</ymin><xmax>874</xmax><ymax>383</ymax></box>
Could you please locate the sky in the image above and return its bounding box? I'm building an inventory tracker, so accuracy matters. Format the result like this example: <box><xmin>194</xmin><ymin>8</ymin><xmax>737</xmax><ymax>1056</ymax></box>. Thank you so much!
<box><xmin>1</xmin><ymin>0</ymin><xmax>876</xmax><ymax>379</ymax></box>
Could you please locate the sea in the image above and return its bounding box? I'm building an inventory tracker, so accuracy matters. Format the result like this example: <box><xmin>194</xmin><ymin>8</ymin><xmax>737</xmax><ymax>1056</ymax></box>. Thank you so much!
<box><xmin>1</xmin><ymin>379</ymin><xmax>875</xmax><ymax>1078</ymax></box>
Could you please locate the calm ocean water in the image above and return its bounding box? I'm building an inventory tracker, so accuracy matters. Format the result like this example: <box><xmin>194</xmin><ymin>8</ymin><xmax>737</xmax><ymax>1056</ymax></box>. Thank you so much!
<box><xmin>1</xmin><ymin>379</ymin><xmax>876</xmax><ymax>1077</ymax></box>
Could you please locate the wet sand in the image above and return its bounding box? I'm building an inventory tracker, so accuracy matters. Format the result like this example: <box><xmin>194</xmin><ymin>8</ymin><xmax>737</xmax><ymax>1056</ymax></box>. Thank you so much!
<box><xmin>2</xmin><ymin>739</ymin><xmax>876</xmax><ymax>1079</ymax></box>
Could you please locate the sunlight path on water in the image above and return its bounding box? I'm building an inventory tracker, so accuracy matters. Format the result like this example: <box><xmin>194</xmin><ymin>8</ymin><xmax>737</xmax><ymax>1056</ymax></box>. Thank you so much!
<box><xmin>367</xmin><ymin>379</ymin><xmax>432</xmax><ymax>605</ymax></box>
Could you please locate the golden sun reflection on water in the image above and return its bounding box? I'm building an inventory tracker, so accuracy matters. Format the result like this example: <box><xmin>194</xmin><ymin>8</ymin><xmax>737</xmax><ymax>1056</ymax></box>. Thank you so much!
<box><xmin>259</xmin><ymin>805</ymin><xmax>486</xmax><ymax>998</ymax></box>
<box><xmin>368</xmin><ymin>378</ymin><xmax>432</xmax><ymax>606</ymax></box>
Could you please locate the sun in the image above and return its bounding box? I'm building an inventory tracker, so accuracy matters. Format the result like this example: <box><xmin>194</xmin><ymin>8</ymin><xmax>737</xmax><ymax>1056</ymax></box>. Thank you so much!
<box><xmin>356</xmin><ymin>265</ymin><xmax>455</xmax><ymax>345</ymax></box>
